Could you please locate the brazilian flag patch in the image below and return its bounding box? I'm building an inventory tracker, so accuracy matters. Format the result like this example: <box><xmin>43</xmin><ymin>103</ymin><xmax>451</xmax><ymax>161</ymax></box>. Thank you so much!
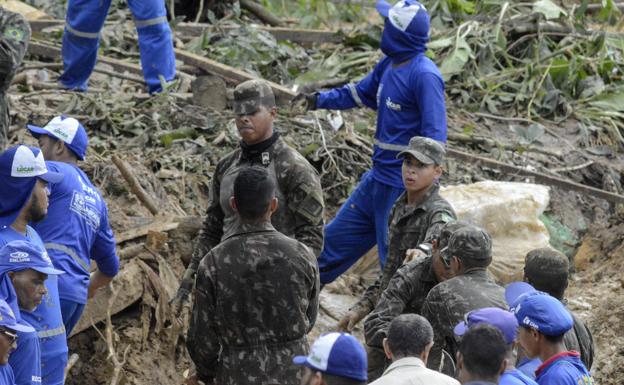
<box><xmin>4</xmin><ymin>27</ymin><xmax>25</xmax><ymax>41</ymax></box>
<box><xmin>440</xmin><ymin>213</ymin><xmax>454</xmax><ymax>223</ymax></box>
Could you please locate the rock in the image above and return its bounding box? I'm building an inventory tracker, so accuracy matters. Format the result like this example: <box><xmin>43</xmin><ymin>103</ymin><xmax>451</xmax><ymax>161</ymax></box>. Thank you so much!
<box><xmin>191</xmin><ymin>75</ymin><xmax>227</xmax><ymax>110</ymax></box>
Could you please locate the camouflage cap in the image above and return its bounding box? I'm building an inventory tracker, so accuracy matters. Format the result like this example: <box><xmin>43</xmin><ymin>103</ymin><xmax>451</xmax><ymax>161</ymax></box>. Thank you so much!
<box><xmin>441</xmin><ymin>224</ymin><xmax>492</xmax><ymax>262</ymax></box>
<box><xmin>438</xmin><ymin>220</ymin><xmax>471</xmax><ymax>249</ymax></box>
<box><xmin>233</xmin><ymin>79</ymin><xmax>276</xmax><ymax>115</ymax></box>
<box><xmin>397</xmin><ymin>136</ymin><xmax>445</xmax><ymax>165</ymax></box>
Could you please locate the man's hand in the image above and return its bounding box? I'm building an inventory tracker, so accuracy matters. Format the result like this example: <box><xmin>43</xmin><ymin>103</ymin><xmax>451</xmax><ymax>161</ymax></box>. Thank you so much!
<box><xmin>336</xmin><ymin>307</ymin><xmax>369</xmax><ymax>332</ymax></box>
<box><xmin>404</xmin><ymin>248</ymin><xmax>428</xmax><ymax>264</ymax></box>
<box><xmin>171</xmin><ymin>280</ymin><xmax>192</xmax><ymax>317</ymax></box>
<box><xmin>291</xmin><ymin>92</ymin><xmax>318</xmax><ymax>111</ymax></box>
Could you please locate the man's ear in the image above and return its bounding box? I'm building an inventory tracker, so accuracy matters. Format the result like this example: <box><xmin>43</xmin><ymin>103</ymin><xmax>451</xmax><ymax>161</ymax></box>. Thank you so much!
<box><xmin>269</xmin><ymin>197</ymin><xmax>278</xmax><ymax>213</ymax></box>
<box><xmin>54</xmin><ymin>138</ymin><xmax>66</xmax><ymax>157</ymax></box>
<box><xmin>269</xmin><ymin>106</ymin><xmax>278</xmax><ymax>119</ymax></box>
<box><xmin>229</xmin><ymin>196</ymin><xmax>237</xmax><ymax>212</ymax></box>
<box><xmin>382</xmin><ymin>338</ymin><xmax>393</xmax><ymax>360</ymax></box>
<box><xmin>456</xmin><ymin>351</ymin><xmax>464</xmax><ymax>370</ymax></box>
<box><xmin>434</xmin><ymin>165</ymin><xmax>443</xmax><ymax>178</ymax></box>
<box><xmin>421</xmin><ymin>341</ymin><xmax>434</xmax><ymax>364</ymax></box>
<box><xmin>499</xmin><ymin>358</ymin><xmax>508</xmax><ymax>375</ymax></box>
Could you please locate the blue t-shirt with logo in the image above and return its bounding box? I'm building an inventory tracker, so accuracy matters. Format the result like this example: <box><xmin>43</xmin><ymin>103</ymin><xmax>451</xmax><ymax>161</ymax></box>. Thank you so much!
<box><xmin>535</xmin><ymin>352</ymin><xmax>593</xmax><ymax>385</ymax></box>
<box><xmin>316</xmin><ymin>54</ymin><xmax>447</xmax><ymax>188</ymax></box>
<box><xmin>0</xmin><ymin>364</ymin><xmax>15</xmax><ymax>385</ymax></box>
<box><xmin>0</xmin><ymin>226</ymin><xmax>68</xmax><ymax>385</ymax></box>
<box><xmin>500</xmin><ymin>369</ymin><xmax>538</xmax><ymax>385</ymax></box>
<box><xmin>32</xmin><ymin>161</ymin><xmax>119</xmax><ymax>305</ymax></box>
<box><xmin>10</xmin><ymin>324</ymin><xmax>41</xmax><ymax>385</ymax></box>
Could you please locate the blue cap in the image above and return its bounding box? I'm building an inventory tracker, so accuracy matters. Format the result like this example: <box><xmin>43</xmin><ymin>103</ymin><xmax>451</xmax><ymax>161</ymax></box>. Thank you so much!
<box><xmin>0</xmin><ymin>299</ymin><xmax>34</xmax><ymax>333</ymax></box>
<box><xmin>0</xmin><ymin>241</ymin><xmax>65</xmax><ymax>276</ymax></box>
<box><xmin>376</xmin><ymin>0</ymin><xmax>429</xmax><ymax>38</ymax></box>
<box><xmin>27</xmin><ymin>116</ymin><xmax>89</xmax><ymax>160</ymax></box>
<box><xmin>454</xmin><ymin>307</ymin><xmax>519</xmax><ymax>345</ymax></box>
<box><xmin>0</xmin><ymin>145</ymin><xmax>64</xmax><ymax>228</ymax></box>
<box><xmin>505</xmin><ymin>282</ymin><xmax>573</xmax><ymax>336</ymax></box>
<box><xmin>293</xmin><ymin>332</ymin><xmax>367</xmax><ymax>382</ymax></box>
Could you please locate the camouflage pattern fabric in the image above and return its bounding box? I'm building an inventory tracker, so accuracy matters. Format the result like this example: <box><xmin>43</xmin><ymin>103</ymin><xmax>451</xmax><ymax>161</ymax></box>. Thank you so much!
<box><xmin>233</xmin><ymin>79</ymin><xmax>276</xmax><ymax>115</ymax></box>
<box><xmin>397</xmin><ymin>136</ymin><xmax>446</xmax><ymax>165</ymax></box>
<box><xmin>421</xmin><ymin>269</ymin><xmax>507</xmax><ymax>373</ymax></box>
<box><xmin>565</xmin><ymin>310</ymin><xmax>595</xmax><ymax>370</ymax></box>
<box><xmin>178</xmin><ymin>136</ymin><xmax>324</xmax><ymax>297</ymax></box>
<box><xmin>350</xmin><ymin>185</ymin><xmax>455</xmax><ymax>316</ymax></box>
<box><xmin>187</xmin><ymin>221</ymin><xmax>320</xmax><ymax>385</ymax></box>
<box><xmin>0</xmin><ymin>7</ymin><xmax>31</xmax><ymax>149</ymax></box>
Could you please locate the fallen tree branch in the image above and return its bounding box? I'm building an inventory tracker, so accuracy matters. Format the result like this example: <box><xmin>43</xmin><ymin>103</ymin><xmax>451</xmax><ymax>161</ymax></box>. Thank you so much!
<box><xmin>240</xmin><ymin>0</ymin><xmax>284</xmax><ymax>26</ymax></box>
<box><xmin>111</xmin><ymin>155</ymin><xmax>160</xmax><ymax>216</ymax></box>
<box><xmin>106</xmin><ymin>281</ymin><xmax>131</xmax><ymax>385</ymax></box>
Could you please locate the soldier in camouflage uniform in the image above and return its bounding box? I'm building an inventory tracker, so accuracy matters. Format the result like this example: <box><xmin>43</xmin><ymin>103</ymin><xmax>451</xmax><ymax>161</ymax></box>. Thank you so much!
<box><xmin>338</xmin><ymin>137</ymin><xmax>455</xmax><ymax>333</ymax></box>
<box><xmin>523</xmin><ymin>248</ymin><xmax>594</xmax><ymax>371</ymax></box>
<box><xmin>187</xmin><ymin>166</ymin><xmax>320</xmax><ymax>385</ymax></box>
<box><xmin>420</xmin><ymin>225</ymin><xmax>507</xmax><ymax>374</ymax></box>
<box><xmin>0</xmin><ymin>7</ymin><xmax>30</xmax><ymax>149</ymax></box>
<box><xmin>173</xmin><ymin>79</ymin><xmax>324</xmax><ymax>310</ymax></box>
<box><xmin>363</xmin><ymin>221</ymin><xmax>469</xmax><ymax>380</ymax></box>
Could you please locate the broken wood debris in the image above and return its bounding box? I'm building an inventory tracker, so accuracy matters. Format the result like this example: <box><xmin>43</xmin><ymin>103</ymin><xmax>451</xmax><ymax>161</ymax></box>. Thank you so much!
<box><xmin>111</xmin><ymin>155</ymin><xmax>161</xmax><ymax>216</ymax></box>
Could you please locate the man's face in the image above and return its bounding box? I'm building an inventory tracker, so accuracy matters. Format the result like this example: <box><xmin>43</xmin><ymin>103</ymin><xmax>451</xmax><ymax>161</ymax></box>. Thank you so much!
<box><xmin>0</xmin><ymin>328</ymin><xmax>16</xmax><ymax>365</ymax></box>
<box><xmin>235</xmin><ymin>105</ymin><xmax>276</xmax><ymax>145</ymax></box>
<box><xmin>26</xmin><ymin>179</ymin><xmax>49</xmax><ymax>223</ymax></box>
<box><xmin>401</xmin><ymin>155</ymin><xmax>442</xmax><ymax>193</ymax></box>
<box><xmin>37</xmin><ymin>135</ymin><xmax>57</xmax><ymax>161</ymax></box>
<box><xmin>10</xmin><ymin>269</ymin><xmax>48</xmax><ymax>312</ymax></box>
<box><xmin>300</xmin><ymin>367</ymin><xmax>321</xmax><ymax>385</ymax></box>
<box><xmin>431</xmin><ymin>249</ymin><xmax>455</xmax><ymax>282</ymax></box>
<box><xmin>517</xmin><ymin>327</ymin><xmax>539</xmax><ymax>359</ymax></box>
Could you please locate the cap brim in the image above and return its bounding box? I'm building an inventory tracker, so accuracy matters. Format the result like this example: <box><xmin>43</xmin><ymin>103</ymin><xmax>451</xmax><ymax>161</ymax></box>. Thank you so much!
<box><xmin>292</xmin><ymin>356</ymin><xmax>308</xmax><ymax>365</ymax></box>
<box><xmin>505</xmin><ymin>282</ymin><xmax>536</xmax><ymax>309</ymax></box>
<box><xmin>7</xmin><ymin>322</ymin><xmax>35</xmax><ymax>333</ymax></box>
<box><xmin>376</xmin><ymin>0</ymin><xmax>393</xmax><ymax>17</ymax></box>
<box><xmin>26</xmin><ymin>125</ymin><xmax>49</xmax><ymax>137</ymax></box>
<box><xmin>31</xmin><ymin>266</ymin><xmax>65</xmax><ymax>275</ymax></box>
<box><xmin>397</xmin><ymin>150</ymin><xmax>435</xmax><ymax>164</ymax></box>
<box><xmin>454</xmin><ymin>321</ymin><xmax>468</xmax><ymax>337</ymax></box>
<box><xmin>38</xmin><ymin>171</ymin><xmax>64</xmax><ymax>184</ymax></box>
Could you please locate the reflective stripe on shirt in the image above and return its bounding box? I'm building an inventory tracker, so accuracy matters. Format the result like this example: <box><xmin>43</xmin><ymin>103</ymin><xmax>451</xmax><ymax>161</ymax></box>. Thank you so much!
<box><xmin>44</xmin><ymin>243</ymin><xmax>89</xmax><ymax>272</ymax></box>
<box><xmin>37</xmin><ymin>326</ymin><xmax>66</xmax><ymax>339</ymax></box>
<box><xmin>374</xmin><ymin>139</ymin><xmax>407</xmax><ymax>152</ymax></box>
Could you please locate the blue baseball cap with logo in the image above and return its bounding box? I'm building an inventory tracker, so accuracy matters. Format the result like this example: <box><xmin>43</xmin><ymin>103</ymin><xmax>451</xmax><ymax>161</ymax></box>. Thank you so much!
<box><xmin>27</xmin><ymin>115</ymin><xmax>89</xmax><ymax>160</ymax></box>
<box><xmin>0</xmin><ymin>299</ymin><xmax>34</xmax><ymax>333</ymax></box>
<box><xmin>454</xmin><ymin>307</ymin><xmax>519</xmax><ymax>345</ymax></box>
<box><xmin>505</xmin><ymin>282</ymin><xmax>573</xmax><ymax>336</ymax></box>
<box><xmin>293</xmin><ymin>332</ymin><xmax>367</xmax><ymax>382</ymax></box>
<box><xmin>376</xmin><ymin>0</ymin><xmax>429</xmax><ymax>38</ymax></box>
<box><xmin>0</xmin><ymin>145</ymin><xmax>64</xmax><ymax>228</ymax></box>
<box><xmin>0</xmin><ymin>241</ymin><xmax>65</xmax><ymax>276</ymax></box>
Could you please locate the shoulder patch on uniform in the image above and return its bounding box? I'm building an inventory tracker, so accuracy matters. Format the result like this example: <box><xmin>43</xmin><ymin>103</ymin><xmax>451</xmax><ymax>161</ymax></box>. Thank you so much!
<box><xmin>440</xmin><ymin>213</ymin><xmax>454</xmax><ymax>223</ymax></box>
<box><xmin>4</xmin><ymin>27</ymin><xmax>25</xmax><ymax>41</ymax></box>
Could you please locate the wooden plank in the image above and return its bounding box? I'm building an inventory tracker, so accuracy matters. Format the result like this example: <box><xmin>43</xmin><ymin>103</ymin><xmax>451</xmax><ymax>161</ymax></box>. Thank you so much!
<box><xmin>115</xmin><ymin>221</ymin><xmax>179</xmax><ymax>244</ymax></box>
<box><xmin>174</xmin><ymin>48</ymin><xmax>296</xmax><ymax>101</ymax></box>
<box><xmin>446</xmin><ymin>148</ymin><xmax>624</xmax><ymax>205</ymax></box>
<box><xmin>28</xmin><ymin>19</ymin><xmax>341</xmax><ymax>44</ymax></box>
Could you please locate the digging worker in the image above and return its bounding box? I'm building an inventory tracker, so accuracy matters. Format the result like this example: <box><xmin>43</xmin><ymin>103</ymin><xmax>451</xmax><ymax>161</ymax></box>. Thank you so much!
<box><xmin>337</xmin><ymin>137</ymin><xmax>455</xmax><ymax>333</ymax></box>
<box><xmin>26</xmin><ymin>116</ymin><xmax>120</xmax><ymax>335</ymax></box>
<box><xmin>0</xmin><ymin>299</ymin><xmax>37</xmax><ymax>385</ymax></box>
<box><xmin>187</xmin><ymin>166</ymin><xmax>319</xmax><ymax>385</ymax></box>
<box><xmin>173</xmin><ymin>79</ymin><xmax>324</xmax><ymax>312</ymax></box>
<box><xmin>420</xmin><ymin>225</ymin><xmax>507</xmax><ymax>373</ymax></box>
<box><xmin>294</xmin><ymin>0</ymin><xmax>447</xmax><ymax>284</ymax></box>
<box><xmin>0</xmin><ymin>145</ymin><xmax>68</xmax><ymax>385</ymax></box>
<box><xmin>59</xmin><ymin>0</ymin><xmax>176</xmax><ymax>93</ymax></box>
<box><xmin>0</xmin><ymin>6</ymin><xmax>31</xmax><ymax>149</ymax></box>
<box><xmin>364</xmin><ymin>221</ymin><xmax>466</xmax><ymax>380</ymax></box>
<box><xmin>0</xmin><ymin>241</ymin><xmax>66</xmax><ymax>385</ymax></box>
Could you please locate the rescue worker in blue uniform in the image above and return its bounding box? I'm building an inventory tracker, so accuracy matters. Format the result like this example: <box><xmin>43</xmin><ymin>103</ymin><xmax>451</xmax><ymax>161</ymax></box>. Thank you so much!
<box><xmin>0</xmin><ymin>241</ymin><xmax>66</xmax><ymax>385</ymax></box>
<box><xmin>295</xmin><ymin>0</ymin><xmax>447</xmax><ymax>284</ymax></box>
<box><xmin>0</xmin><ymin>145</ymin><xmax>68</xmax><ymax>385</ymax></box>
<box><xmin>59</xmin><ymin>0</ymin><xmax>176</xmax><ymax>94</ymax></box>
<box><xmin>0</xmin><ymin>299</ymin><xmax>37</xmax><ymax>385</ymax></box>
<box><xmin>27</xmin><ymin>116</ymin><xmax>119</xmax><ymax>336</ymax></box>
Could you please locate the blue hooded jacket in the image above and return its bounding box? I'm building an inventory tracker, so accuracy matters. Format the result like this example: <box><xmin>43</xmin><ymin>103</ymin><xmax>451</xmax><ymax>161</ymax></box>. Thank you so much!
<box><xmin>316</xmin><ymin>1</ymin><xmax>446</xmax><ymax>188</ymax></box>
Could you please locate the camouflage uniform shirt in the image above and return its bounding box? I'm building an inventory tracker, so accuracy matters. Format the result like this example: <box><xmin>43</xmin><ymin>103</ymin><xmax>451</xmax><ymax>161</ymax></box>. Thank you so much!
<box><xmin>180</xmin><ymin>135</ymin><xmax>324</xmax><ymax>294</ymax></box>
<box><xmin>352</xmin><ymin>184</ymin><xmax>455</xmax><ymax>315</ymax></box>
<box><xmin>421</xmin><ymin>269</ymin><xmax>506</xmax><ymax>372</ymax></box>
<box><xmin>0</xmin><ymin>7</ymin><xmax>30</xmax><ymax>149</ymax></box>
<box><xmin>564</xmin><ymin>309</ymin><xmax>594</xmax><ymax>370</ymax></box>
<box><xmin>364</xmin><ymin>255</ymin><xmax>437</xmax><ymax>348</ymax></box>
<box><xmin>187</xmin><ymin>221</ymin><xmax>320</xmax><ymax>385</ymax></box>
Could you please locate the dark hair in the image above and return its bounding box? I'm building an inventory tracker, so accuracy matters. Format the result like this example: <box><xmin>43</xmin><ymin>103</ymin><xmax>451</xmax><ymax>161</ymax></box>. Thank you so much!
<box><xmin>459</xmin><ymin>324</ymin><xmax>506</xmax><ymax>380</ymax></box>
<box><xmin>233</xmin><ymin>166</ymin><xmax>275</xmax><ymax>220</ymax></box>
<box><xmin>323</xmin><ymin>373</ymin><xmax>366</xmax><ymax>385</ymax></box>
<box><xmin>386</xmin><ymin>314</ymin><xmax>433</xmax><ymax>358</ymax></box>
<box><xmin>524</xmin><ymin>248</ymin><xmax>569</xmax><ymax>300</ymax></box>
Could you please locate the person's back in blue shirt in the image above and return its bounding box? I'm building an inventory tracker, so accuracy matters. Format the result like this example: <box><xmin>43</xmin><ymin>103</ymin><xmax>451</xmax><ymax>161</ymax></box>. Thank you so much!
<box><xmin>535</xmin><ymin>351</ymin><xmax>593</xmax><ymax>385</ymax></box>
<box><xmin>0</xmin><ymin>365</ymin><xmax>15</xmax><ymax>385</ymax></box>
<box><xmin>0</xmin><ymin>227</ymin><xmax>67</xmax><ymax>385</ymax></box>
<box><xmin>517</xmin><ymin>357</ymin><xmax>540</xmax><ymax>379</ymax></box>
<box><xmin>500</xmin><ymin>368</ymin><xmax>538</xmax><ymax>385</ymax></box>
<box><xmin>32</xmin><ymin>161</ymin><xmax>118</xmax><ymax>334</ymax></box>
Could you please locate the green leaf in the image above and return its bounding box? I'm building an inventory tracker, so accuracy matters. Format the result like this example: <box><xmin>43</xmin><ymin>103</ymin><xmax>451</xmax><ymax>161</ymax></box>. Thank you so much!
<box><xmin>510</xmin><ymin>124</ymin><xmax>545</xmax><ymax>144</ymax></box>
<box><xmin>588</xmin><ymin>90</ymin><xmax>624</xmax><ymax>111</ymax></box>
<box><xmin>439</xmin><ymin>35</ymin><xmax>473</xmax><ymax>78</ymax></box>
<box><xmin>533</xmin><ymin>0</ymin><xmax>568</xmax><ymax>20</ymax></box>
